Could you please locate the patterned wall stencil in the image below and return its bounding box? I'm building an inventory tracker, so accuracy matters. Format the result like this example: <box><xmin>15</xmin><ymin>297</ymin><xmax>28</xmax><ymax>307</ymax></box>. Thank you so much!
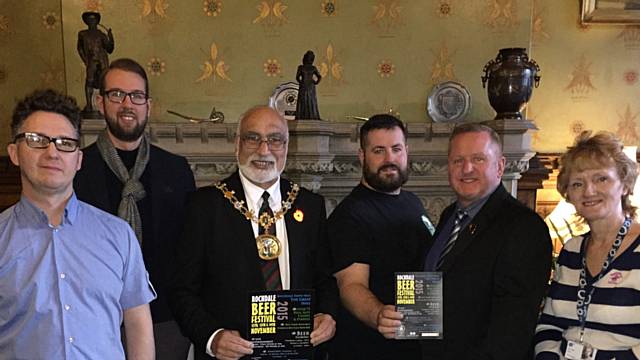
<box><xmin>532</xmin><ymin>0</ymin><xmax>549</xmax><ymax>45</ymax></box>
<box><xmin>0</xmin><ymin>64</ymin><xmax>7</xmax><ymax>85</ymax></box>
<box><xmin>263</xmin><ymin>58</ymin><xmax>282</xmax><ymax>77</ymax></box>
<box><xmin>40</xmin><ymin>57</ymin><xmax>65</xmax><ymax>89</ymax></box>
<box><xmin>436</xmin><ymin>0</ymin><xmax>453</xmax><ymax>17</ymax></box>
<box><xmin>569</xmin><ymin>120</ymin><xmax>585</xmax><ymax>136</ymax></box>
<box><xmin>85</xmin><ymin>0</ymin><xmax>103</xmax><ymax>12</ymax></box>
<box><xmin>484</xmin><ymin>0</ymin><xmax>518</xmax><ymax>29</ymax></box>
<box><xmin>254</xmin><ymin>1</ymin><xmax>288</xmax><ymax>27</ymax></box>
<box><xmin>203</xmin><ymin>0</ymin><xmax>223</xmax><ymax>17</ymax></box>
<box><xmin>0</xmin><ymin>14</ymin><xmax>9</xmax><ymax>34</ymax></box>
<box><xmin>377</xmin><ymin>60</ymin><xmax>395</xmax><ymax>78</ymax></box>
<box><xmin>430</xmin><ymin>43</ymin><xmax>456</xmax><ymax>84</ymax></box>
<box><xmin>371</xmin><ymin>0</ymin><xmax>403</xmax><ymax>35</ymax></box>
<box><xmin>617</xmin><ymin>26</ymin><xmax>640</xmax><ymax>50</ymax></box>
<box><xmin>321</xmin><ymin>0</ymin><xmax>337</xmax><ymax>17</ymax></box>
<box><xmin>318</xmin><ymin>43</ymin><xmax>344</xmax><ymax>88</ymax></box>
<box><xmin>624</xmin><ymin>69</ymin><xmax>638</xmax><ymax>85</ymax></box>
<box><xmin>195</xmin><ymin>42</ymin><xmax>232</xmax><ymax>83</ymax></box>
<box><xmin>42</xmin><ymin>12</ymin><xmax>59</xmax><ymax>31</ymax></box>
<box><xmin>140</xmin><ymin>0</ymin><xmax>169</xmax><ymax>19</ymax></box>
<box><xmin>147</xmin><ymin>57</ymin><xmax>166</xmax><ymax>76</ymax></box>
<box><xmin>565</xmin><ymin>54</ymin><xmax>596</xmax><ymax>96</ymax></box>
<box><xmin>617</xmin><ymin>105</ymin><xmax>639</xmax><ymax>145</ymax></box>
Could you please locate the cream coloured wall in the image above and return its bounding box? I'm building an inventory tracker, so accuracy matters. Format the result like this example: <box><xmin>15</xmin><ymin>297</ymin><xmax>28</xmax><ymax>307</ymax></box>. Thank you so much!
<box><xmin>1</xmin><ymin>1</ymin><xmax>637</xmax><ymax>156</ymax></box>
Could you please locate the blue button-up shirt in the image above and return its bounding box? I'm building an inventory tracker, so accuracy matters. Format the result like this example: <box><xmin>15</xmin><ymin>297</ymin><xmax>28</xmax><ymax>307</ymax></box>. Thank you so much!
<box><xmin>0</xmin><ymin>194</ymin><xmax>156</xmax><ymax>359</ymax></box>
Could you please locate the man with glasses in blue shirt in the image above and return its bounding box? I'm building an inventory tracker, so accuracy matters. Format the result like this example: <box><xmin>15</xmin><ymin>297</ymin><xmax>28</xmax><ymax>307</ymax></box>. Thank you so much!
<box><xmin>74</xmin><ymin>58</ymin><xmax>196</xmax><ymax>360</ymax></box>
<box><xmin>170</xmin><ymin>106</ymin><xmax>337</xmax><ymax>360</ymax></box>
<box><xmin>0</xmin><ymin>89</ymin><xmax>156</xmax><ymax>359</ymax></box>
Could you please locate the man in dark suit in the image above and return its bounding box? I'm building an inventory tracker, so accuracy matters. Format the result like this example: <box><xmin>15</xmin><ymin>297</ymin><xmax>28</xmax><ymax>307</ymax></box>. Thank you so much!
<box><xmin>74</xmin><ymin>58</ymin><xmax>196</xmax><ymax>360</ymax></box>
<box><xmin>169</xmin><ymin>106</ymin><xmax>337</xmax><ymax>360</ymax></box>
<box><xmin>422</xmin><ymin>123</ymin><xmax>552</xmax><ymax>360</ymax></box>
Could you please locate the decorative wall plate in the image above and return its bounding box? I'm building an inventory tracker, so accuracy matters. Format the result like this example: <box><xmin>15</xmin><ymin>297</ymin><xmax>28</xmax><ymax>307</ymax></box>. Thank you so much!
<box><xmin>269</xmin><ymin>82</ymin><xmax>299</xmax><ymax>120</ymax></box>
<box><xmin>427</xmin><ymin>81</ymin><xmax>471</xmax><ymax>122</ymax></box>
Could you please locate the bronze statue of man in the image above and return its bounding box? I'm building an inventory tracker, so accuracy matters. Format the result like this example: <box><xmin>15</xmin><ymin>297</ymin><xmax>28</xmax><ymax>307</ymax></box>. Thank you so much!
<box><xmin>77</xmin><ymin>12</ymin><xmax>114</xmax><ymax>115</ymax></box>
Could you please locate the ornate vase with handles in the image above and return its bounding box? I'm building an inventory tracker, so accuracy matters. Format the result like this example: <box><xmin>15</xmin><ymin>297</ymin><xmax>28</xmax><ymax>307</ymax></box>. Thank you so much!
<box><xmin>481</xmin><ymin>48</ymin><xmax>540</xmax><ymax>120</ymax></box>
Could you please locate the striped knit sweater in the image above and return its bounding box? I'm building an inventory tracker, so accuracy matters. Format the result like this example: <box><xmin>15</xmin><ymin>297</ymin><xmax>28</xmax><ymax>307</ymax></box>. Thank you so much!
<box><xmin>535</xmin><ymin>233</ymin><xmax>640</xmax><ymax>359</ymax></box>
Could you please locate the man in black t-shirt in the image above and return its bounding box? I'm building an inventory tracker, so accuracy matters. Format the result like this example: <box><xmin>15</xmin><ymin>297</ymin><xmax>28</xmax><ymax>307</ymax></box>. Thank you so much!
<box><xmin>329</xmin><ymin>114</ymin><xmax>432</xmax><ymax>360</ymax></box>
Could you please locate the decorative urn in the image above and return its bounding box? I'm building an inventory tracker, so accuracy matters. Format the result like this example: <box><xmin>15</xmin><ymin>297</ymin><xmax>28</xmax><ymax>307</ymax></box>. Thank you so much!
<box><xmin>481</xmin><ymin>48</ymin><xmax>540</xmax><ymax>120</ymax></box>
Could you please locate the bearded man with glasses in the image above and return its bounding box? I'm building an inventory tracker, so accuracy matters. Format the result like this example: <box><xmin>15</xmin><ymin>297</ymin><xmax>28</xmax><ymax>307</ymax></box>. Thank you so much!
<box><xmin>74</xmin><ymin>58</ymin><xmax>196</xmax><ymax>360</ymax></box>
<box><xmin>0</xmin><ymin>89</ymin><xmax>156</xmax><ymax>359</ymax></box>
<box><xmin>170</xmin><ymin>106</ymin><xmax>337</xmax><ymax>360</ymax></box>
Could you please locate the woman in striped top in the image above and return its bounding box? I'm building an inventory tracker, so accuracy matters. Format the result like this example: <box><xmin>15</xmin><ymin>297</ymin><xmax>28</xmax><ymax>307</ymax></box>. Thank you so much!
<box><xmin>535</xmin><ymin>131</ymin><xmax>640</xmax><ymax>359</ymax></box>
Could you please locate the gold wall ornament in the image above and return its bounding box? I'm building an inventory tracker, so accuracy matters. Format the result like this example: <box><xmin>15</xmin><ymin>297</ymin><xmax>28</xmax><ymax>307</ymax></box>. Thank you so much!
<box><xmin>436</xmin><ymin>0</ymin><xmax>453</xmax><ymax>18</ymax></box>
<box><xmin>215</xmin><ymin>182</ymin><xmax>300</xmax><ymax>261</ymax></box>
<box><xmin>484</xmin><ymin>0</ymin><xmax>518</xmax><ymax>29</ymax></box>
<box><xmin>195</xmin><ymin>42</ymin><xmax>232</xmax><ymax>83</ymax></box>
<box><xmin>253</xmin><ymin>0</ymin><xmax>288</xmax><ymax>26</ymax></box>
<box><xmin>85</xmin><ymin>0</ymin><xmax>103</xmax><ymax>12</ymax></box>
<box><xmin>617</xmin><ymin>26</ymin><xmax>640</xmax><ymax>50</ymax></box>
<box><xmin>0</xmin><ymin>14</ymin><xmax>9</xmax><ymax>34</ymax></box>
<box><xmin>318</xmin><ymin>43</ymin><xmax>344</xmax><ymax>85</ymax></box>
<box><xmin>371</xmin><ymin>0</ymin><xmax>403</xmax><ymax>34</ymax></box>
<box><xmin>42</xmin><ymin>12</ymin><xmax>59</xmax><ymax>30</ymax></box>
<box><xmin>141</xmin><ymin>0</ymin><xmax>169</xmax><ymax>19</ymax></box>
<box><xmin>203</xmin><ymin>0</ymin><xmax>223</xmax><ymax>17</ymax></box>
<box><xmin>565</xmin><ymin>54</ymin><xmax>596</xmax><ymax>95</ymax></box>
<box><xmin>569</xmin><ymin>119</ymin><xmax>586</xmax><ymax>136</ymax></box>
<box><xmin>147</xmin><ymin>57</ymin><xmax>166</xmax><ymax>76</ymax></box>
<box><xmin>263</xmin><ymin>58</ymin><xmax>282</xmax><ymax>77</ymax></box>
<box><xmin>377</xmin><ymin>59</ymin><xmax>395</xmax><ymax>78</ymax></box>
<box><xmin>616</xmin><ymin>104</ymin><xmax>639</xmax><ymax>145</ymax></box>
<box><xmin>430</xmin><ymin>43</ymin><xmax>456</xmax><ymax>84</ymax></box>
<box><xmin>321</xmin><ymin>0</ymin><xmax>337</xmax><ymax>17</ymax></box>
<box><xmin>532</xmin><ymin>0</ymin><xmax>550</xmax><ymax>44</ymax></box>
<box><xmin>39</xmin><ymin>57</ymin><xmax>64</xmax><ymax>88</ymax></box>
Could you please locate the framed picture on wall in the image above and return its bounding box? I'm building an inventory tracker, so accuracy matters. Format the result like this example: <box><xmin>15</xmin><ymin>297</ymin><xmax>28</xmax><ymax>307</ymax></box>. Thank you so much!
<box><xmin>582</xmin><ymin>0</ymin><xmax>640</xmax><ymax>24</ymax></box>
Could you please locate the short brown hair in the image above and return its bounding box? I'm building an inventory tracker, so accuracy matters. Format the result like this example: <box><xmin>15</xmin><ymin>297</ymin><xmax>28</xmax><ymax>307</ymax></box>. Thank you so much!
<box><xmin>557</xmin><ymin>130</ymin><xmax>638</xmax><ymax>217</ymax></box>
<box><xmin>448</xmin><ymin>123</ymin><xmax>502</xmax><ymax>156</ymax></box>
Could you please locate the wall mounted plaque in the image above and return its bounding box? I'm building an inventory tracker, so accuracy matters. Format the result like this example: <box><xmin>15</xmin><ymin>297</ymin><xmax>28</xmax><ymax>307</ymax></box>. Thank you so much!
<box><xmin>269</xmin><ymin>82</ymin><xmax>299</xmax><ymax>120</ymax></box>
<box><xmin>427</xmin><ymin>81</ymin><xmax>471</xmax><ymax>123</ymax></box>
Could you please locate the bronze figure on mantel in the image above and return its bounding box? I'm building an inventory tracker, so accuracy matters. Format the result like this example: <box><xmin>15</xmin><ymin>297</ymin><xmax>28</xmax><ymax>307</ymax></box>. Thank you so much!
<box><xmin>295</xmin><ymin>50</ymin><xmax>322</xmax><ymax>120</ymax></box>
<box><xmin>77</xmin><ymin>11</ymin><xmax>114</xmax><ymax>118</ymax></box>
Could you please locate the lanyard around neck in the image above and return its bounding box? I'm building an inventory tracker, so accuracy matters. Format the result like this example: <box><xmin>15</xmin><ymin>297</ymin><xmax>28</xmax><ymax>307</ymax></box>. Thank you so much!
<box><xmin>576</xmin><ymin>217</ymin><xmax>631</xmax><ymax>338</ymax></box>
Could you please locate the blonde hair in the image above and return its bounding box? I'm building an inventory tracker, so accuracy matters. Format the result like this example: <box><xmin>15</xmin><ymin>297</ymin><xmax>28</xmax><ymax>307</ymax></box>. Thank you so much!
<box><xmin>557</xmin><ymin>130</ymin><xmax>638</xmax><ymax>218</ymax></box>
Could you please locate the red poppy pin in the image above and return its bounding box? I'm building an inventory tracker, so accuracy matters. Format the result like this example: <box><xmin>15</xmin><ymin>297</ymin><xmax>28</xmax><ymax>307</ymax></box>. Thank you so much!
<box><xmin>293</xmin><ymin>209</ymin><xmax>304</xmax><ymax>222</ymax></box>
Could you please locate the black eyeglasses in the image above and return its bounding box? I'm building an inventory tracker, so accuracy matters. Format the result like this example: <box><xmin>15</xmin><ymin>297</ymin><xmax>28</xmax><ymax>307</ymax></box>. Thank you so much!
<box><xmin>241</xmin><ymin>133</ymin><xmax>287</xmax><ymax>151</ymax></box>
<box><xmin>13</xmin><ymin>132</ymin><xmax>79</xmax><ymax>152</ymax></box>
<box><xmin>103</xmin><ymin>89</ymin><xmax>149</xmax><ymax>105</ymax></box>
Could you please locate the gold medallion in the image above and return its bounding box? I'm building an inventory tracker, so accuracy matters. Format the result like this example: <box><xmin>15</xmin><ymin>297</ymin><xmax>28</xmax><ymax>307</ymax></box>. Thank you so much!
<box><xmin>256</xmin><ymin>233</ymin><xmax>281</xmax><ymax>260</ymax></box>
<box><xmin>215</xmin><ymin>181</ymin><xmax>300</xmax><ymax>261</ymax></box>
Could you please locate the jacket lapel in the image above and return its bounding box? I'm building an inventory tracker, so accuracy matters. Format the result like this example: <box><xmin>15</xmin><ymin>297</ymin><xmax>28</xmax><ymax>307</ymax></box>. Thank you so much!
<box><xmin>224</xmin><ymin>172</ymin><xmax>266</xmax><ymax>286</ymax></box>
<box><xmin>439</xmin><ymin>186</ymin><xmax>509</xmax><ymax>272</ymax></box>
<box><xmin>281</xmin><ymin>179</ymin><xmax>304</xmax><ymax>289</ymax></box>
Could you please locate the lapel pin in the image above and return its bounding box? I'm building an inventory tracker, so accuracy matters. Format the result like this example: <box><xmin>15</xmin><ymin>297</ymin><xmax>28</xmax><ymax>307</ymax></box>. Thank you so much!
<box><xmin>469</xmin><ymin>223</ymin><xmax>477</xmax><ymax>235</ymax></box>
<box><xmin>293</xmin><ymin>209</ymin><xmax>304</xmax><ymax>222</ymax></box>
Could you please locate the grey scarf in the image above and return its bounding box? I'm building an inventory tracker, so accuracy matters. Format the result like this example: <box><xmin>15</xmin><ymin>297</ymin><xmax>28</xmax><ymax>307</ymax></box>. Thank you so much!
<box><xmin>96</xmin><ymin>130</ymin><xmax>150</xmax><ymax>243</ymax></box>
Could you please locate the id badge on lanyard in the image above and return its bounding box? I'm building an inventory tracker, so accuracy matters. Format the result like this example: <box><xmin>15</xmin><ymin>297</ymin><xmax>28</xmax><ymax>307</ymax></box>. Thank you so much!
<box><xmin>563</xmin><ymin>217</ymin><xmax>631</xmax><ymax>360</ymax></box>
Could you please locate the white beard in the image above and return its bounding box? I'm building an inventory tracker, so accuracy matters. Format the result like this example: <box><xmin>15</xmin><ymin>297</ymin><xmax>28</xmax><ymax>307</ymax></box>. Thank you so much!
<box><xmin>237</xmin><ymin>154</ymin><xmax>284</xmax><ymax>185</ymax></box>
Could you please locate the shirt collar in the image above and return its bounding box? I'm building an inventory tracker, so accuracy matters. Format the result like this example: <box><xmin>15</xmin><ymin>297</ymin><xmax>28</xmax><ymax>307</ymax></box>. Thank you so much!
<box><xmin>238</xmin><ymin>170</ymin><xmax>282</xmax><ymax>211</ymax></box>
<box><xmin>455</xmin><ymin>186</ymin><xmax>496</xmax><ymax>220</ymax></box>
<box><xmin>16</xmin><ymin>192</ymin><xmax>79</xmax><ymax>226</ymax></box>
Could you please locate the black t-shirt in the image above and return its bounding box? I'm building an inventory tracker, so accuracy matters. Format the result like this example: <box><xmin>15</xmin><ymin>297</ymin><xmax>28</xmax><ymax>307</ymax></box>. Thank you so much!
<box><xmin>329</xmin><ymin>184</ymin><xmax>432</xmax><ymax>360</ymax></box>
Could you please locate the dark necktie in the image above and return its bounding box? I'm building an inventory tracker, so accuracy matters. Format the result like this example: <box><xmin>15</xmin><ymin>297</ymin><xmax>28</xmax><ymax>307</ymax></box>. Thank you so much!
<box><xmin>259</xmin><ymin>191</ymin><xmax>282</xmax><ymax>290</ymax></box>
<box><xmin>436</xmin><ymin>210</ymin><xmax>468</xmax><ymax>269</ymax></box>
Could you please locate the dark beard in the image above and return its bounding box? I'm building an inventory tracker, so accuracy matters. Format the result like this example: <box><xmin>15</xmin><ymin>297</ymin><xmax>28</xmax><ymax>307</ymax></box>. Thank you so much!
<box><xmin>104</xmin><ymin>111</ymin><xmax>147</xmax><ymax>142</ymax></box>
<box><xmin>363</xmin><ymin>161</ymin><xmax>409</xmax><ymax>193</ymax></box>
